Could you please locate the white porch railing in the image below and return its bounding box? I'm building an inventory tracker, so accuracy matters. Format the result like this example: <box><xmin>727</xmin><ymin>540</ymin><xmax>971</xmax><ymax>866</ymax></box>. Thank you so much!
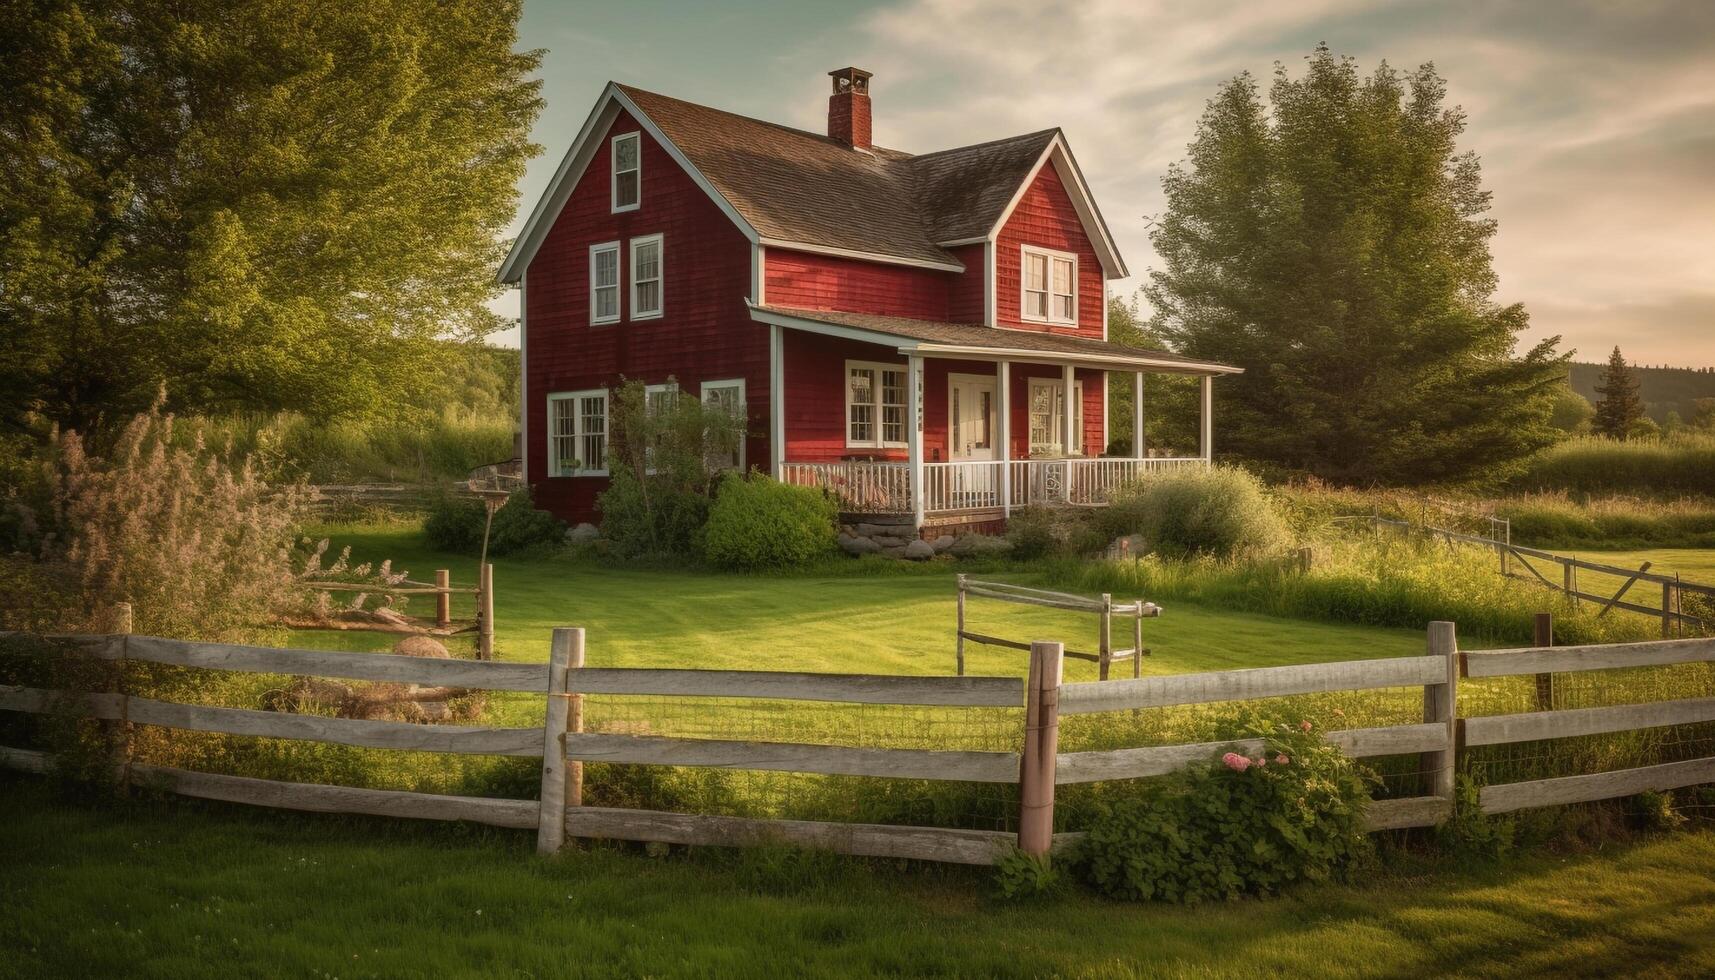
<box><xmin>782</xmin><ymin>457</ymin><xmax>1209</xmax><ymax>515</ymax></box>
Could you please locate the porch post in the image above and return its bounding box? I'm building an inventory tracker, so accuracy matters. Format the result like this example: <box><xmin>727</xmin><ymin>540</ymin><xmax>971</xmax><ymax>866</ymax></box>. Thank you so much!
<box><xmin>770</xmin><ymin>324</ymin><xmax>785</xmax><ymax>478</ymax></box>
<box><xmin>1132</xmin><ymin>371</ymin><xmax>1146</xmax><ymax>460</ymax></box>
<box><xmin>1199</xmin><ymin>375</ymin><xmax>1214</xmax><ymax>463</ymax></box>
<box><xmin>998</xmin><ymin>360</ymin><xmax>1012</xmax><ymax>517</ymax></box>
<box><xmin>908</xmin><ymin>354</ymin><xmax>925</xmax><ymax>529</ymax></box>
<box><xmin>1062</xmin><ymin>363</ymin><xmax>1076</xmax><ymax>503</ymax></box>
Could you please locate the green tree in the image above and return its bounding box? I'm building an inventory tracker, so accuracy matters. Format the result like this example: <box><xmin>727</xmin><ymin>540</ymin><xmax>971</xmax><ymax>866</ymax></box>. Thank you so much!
<box><xmin>1592</xmin><ymin>346</ymin><xmax>1646</xmax><ymax>440</ymax></box>
<box><xmin>1144</xmin><ymin>45</ymin><xmax>1566</xmax><ymax>485</ymax></box>
<box><xmin>1547</xmin><ymin>381</ymin><xmax>1595</xmax><ymax>435</ymax></box>
<box><xmin>0</xmin><ymin>0</ymin><xmax>542</xmax><ymax>436</ymax></box>
<box><xmin>1105</xmin><ymin>295</ymin><xmax>1198</xmax><ymax>457</ymax></box>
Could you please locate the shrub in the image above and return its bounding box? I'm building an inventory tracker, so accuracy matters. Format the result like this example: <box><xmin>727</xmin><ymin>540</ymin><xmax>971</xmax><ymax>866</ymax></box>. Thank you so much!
<box><xmin>702</xmin><ymin>475</ymin><xmax>837</xmax><ymax>571</ymax></box>
<box><xmin>1436</xmin><ymin>775</ymin><xmax>1515</xmax><ymax>863</ymax></box>
<box><xmin>423</xmin><ymin>488</ymin><xmax>563</xmax><ymax>557</ymax></box>
<box><xmin>423</xmin><ymin>492</ymin><xmax>486</xmax><ymax>553</ymax></box>
<box><xmin>1102</xmin><ymin>464</ymin><xmax>1290</xmax><ymax>560</ymax></box>
<box><xmin>1078</xmin><ymin>720</ymin><xmax>1376</xmax><ymax>902</ymax></box>
<box><xmin>596</xmin><ymin>379</ymin><xmax>743</xmax><ymax>559</ymax></box>
<box><xmin>993</xmin><ymin>847</ymin><xmax>1064</xmax><ymax>901</ymax></box>
<box><xmin>598</xmin><ymin>465</ymin><xmax>711</xmax><ymax>559</ymax></box>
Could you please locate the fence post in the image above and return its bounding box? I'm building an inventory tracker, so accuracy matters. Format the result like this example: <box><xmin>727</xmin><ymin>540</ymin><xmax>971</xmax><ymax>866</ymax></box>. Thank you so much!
<box><xmin>1564</xmin><ymin>562</ymin><xmax>1577</xmax><ymax>608</ymax></box>
<box><xmin>1098</xmin><ymin>594</ymin><xmax>1112</xmax><ymax>681</ymax></box>
<box><xmin>1132</xmin><ymin>600</ymin><xmax>1144</xmax><ymax>679</ymax></box>
<box><xmin>956</xmin><ymin>574</ymin><xmax>967</xmax><ymax>677</ymax></box>
<box><xmin>112</xmin><ymin>602</ymin><xmax>133</xmax><ymax>794</ymax></box>
<box><xmin>478</xmin><ymin>563</ymin><xmax>495</xmax><ymax>661</ymax></box>
<box><xmin>1422</xmin><ymin>621</ymin><xmax>1459</xmax><ymax>803</ymax></box>
<box><xmin>435</xmin><ymin>569</ymin><xmax>451</xmax><ymax>628</ymax></box>
<box><xmin>1663</xmin><ymin>581</ymin><xmax>1677</xmax><ymax>639</ymax></box>
<box><xmin>1018</xmin><ymin>640</ymin><xmax>1063</xmax><ymax>858</ymax></box>
<box><xmin>1295</xmin><ymin>546</ymin><xmax>1313</xmax><ymax>575</ymax></box>
<box><xmin>1532</xmin><ymin>613</ymin><xmax>1554</xmax><ymax>711</ymax></box>
<box><xmin>537</xmin><ymin>627</ymin><xmax>583</xmax><ymax>855</ymax></box>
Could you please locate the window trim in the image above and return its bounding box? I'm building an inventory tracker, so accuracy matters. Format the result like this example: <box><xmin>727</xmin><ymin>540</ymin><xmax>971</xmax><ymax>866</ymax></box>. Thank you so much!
<box><xmin>589</xmin><ymin>241</ymin><xmax>621</xmax><ymax>325</ymax></box>
<box><xmin>700</xmin><ymin>378</ymin><xmax>747</xmax><ymax>471</ymax></box>
<box><xmin>1026</xmin><ymin>377</ymin><xmax>1085</xmax><ymax>457</ymax></box>
<box><xmin>611</xmin><ymin>132</ymin><xmax>641</xmax><ymax>213</ymax></box>
<box><xmin>844</xmin><ymin>359</ymin><xmax>909</xmax><ymax>450</ymax></box>
<box><xmin>629</xmin><ymin>233</ymin><xmax>664</xmax><ymax>320</ymax></box>
<box><xmin>1020</xmin><ymin>244</ymin><xmax>1078</xmax><ymax>326</ymax></box>
<box><xmin>547</xmin><ymin>388</ymin><xmax>609</xmax><ymax>477</ymax></box>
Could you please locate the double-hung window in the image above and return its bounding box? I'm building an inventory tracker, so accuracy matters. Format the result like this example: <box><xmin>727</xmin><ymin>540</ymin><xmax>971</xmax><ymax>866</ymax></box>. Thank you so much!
<box><xmin>1021</xmin><ymin>246</ymin><xmax>1077</xmax><ymax>325</ymax></box>
<box><xmin>1027</xmin><ymin>378</ymin><xmax>1083</xmax><ymax>457</ymax></box>
<box><xmin>611</xmin><ymin>132</ymin><xmax>640</xmax><ymax>212</ymax></box>
<box><xmin>701</xmin><ymin>379</ymin><xmax>746</xmax><ymax>471</ymax></box>
<box><xmin>846</xmin><ymin>361</ymin><xmax>908</xmax><ymax>449</ymax></box>
<box><xmin>590</xmin><ymin>242</ymin><xmax>620</xmax><ymax>324</ymax></box>
<box><xmin>548</xmin><ymin>390</ymin><xmax>609</xmax><ymax>476</ymax></box>
<box><xmin>642</xmin><ymin>381</ymin><xmax>678</xmax><ymax>473</ymax></box>
<box><xmin>630</xmin><ymin>234</ymin><xmax>663</xmax><ymax>319</ymax></box>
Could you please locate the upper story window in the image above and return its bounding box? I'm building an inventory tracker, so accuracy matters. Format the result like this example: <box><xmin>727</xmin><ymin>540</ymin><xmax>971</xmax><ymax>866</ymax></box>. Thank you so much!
<box><xmin>630</xmin><ymin>234</ymin><xmax>663</xmax><ymax>319</ymax></box>
<box><xmin>846</xmin><ymin>360</ymin><xmax>908</xmax><ymax>449</ymax></box>
<box><xmin>548</xmin><ymin>389</ymin><xmax>608</xmax><ymax>476</ymax></box>
<box><xmin>612</xmin><ymin>132</ymin><xmax>641</xmax><ymax>212</ymax></box>
<box><xmin>589</xmin><ymin>242</ymin><xmax>620</xmax><ymax>324</ymax></box>
<box><xmin>1021</xmin><ymin>245</ymin><xmax>1077</xmax><ymax>326</ymax></box>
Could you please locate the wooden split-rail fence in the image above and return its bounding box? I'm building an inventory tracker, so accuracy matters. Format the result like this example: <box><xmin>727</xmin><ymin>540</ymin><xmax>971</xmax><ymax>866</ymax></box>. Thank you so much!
<box><xmin>299</xmin><ymin>564</ymin><xmax>497</xmax><ymax>659</ymax></box>
<box><xmin>955</xmin><ymin>576</ymin><xmax>1160</xmax><ymax>680</ymax></box>
<box><xmin>4</xmin><ymin>625</ymin><xmax>1715</xmax><ymax>866</ymax></box>
<box><xmin>1346</xmin><ymin>514</ymin><xmax>1713</xmax><ymax>636</ymax></box>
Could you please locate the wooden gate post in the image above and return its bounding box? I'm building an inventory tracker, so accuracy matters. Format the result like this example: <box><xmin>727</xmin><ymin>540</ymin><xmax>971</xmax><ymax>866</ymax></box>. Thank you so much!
<box><xmin>1532</xmin><ymin>613</ymin><xmax>1554</xmax><ymax>711</ymax></box>
<box><xmin>956</xmin><ymin>574</ymin><xmax>967</xmax><ymax>676</ymax></box>
<box><xmin>1018</xmin><ymin>640</ymin><xmax>1064</xmax><ymax>858</ymax></box>
<box><xmin>435</xmin><ymin>569</ymin><xmax>451</xmax><ymax>628</ymax></box>
<box><xmin>537</xmin><ymin>627</ymin><xmax>584</xmax><ymax>855</ymax></box>
<box><xmin>1663</xmin><ymin>581</ymin><xmax>1677</xmax><ymax>639</ymax></box>
<box><xmin>1422</xmin><ymin>621</ymin><xmax>1459</xmax><ymax>802</ymax></box>
<box><xmin>478</xmin><ymin>563</ymin><xmax>495</xmax><ymax>661</ymax></box>
<box><xmin>1098</xmin><ymin>594</ymin><xmax>1112</xmax><ymax>681</ymax></box>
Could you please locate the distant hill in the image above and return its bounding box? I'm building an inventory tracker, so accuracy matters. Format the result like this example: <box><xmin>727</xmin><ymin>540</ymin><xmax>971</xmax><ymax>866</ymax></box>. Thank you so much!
<box><xmin>1569</xmin><ymin>361</ymin><xmax>1715</xmax><ymax>423</ymax></box>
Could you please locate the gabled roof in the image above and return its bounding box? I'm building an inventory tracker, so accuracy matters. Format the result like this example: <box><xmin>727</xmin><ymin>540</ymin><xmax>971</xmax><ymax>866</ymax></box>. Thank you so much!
<box><xmin>750</xmin><ymin>305</ymin><xmax>1241</xmax><ymax>376</ymax></box>
<box><xmin>498</xmin><ymin>83</ymin><xmax>1127</xmax><ymax>284</ymax></box>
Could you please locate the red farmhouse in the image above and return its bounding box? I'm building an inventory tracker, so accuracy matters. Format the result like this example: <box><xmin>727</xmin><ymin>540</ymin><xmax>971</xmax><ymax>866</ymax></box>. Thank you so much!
<box><xmin>499</xmin><ymin>68</ymin><xmax>1238</xmax><ymax>533</ymax></box>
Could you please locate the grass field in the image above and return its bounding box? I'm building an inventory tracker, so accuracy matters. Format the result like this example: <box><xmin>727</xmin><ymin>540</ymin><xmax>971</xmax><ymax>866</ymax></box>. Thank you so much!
<box><xmin>4</xmin><ymin>779</ymin><xmax>1715</xmax><ymax>978</ymax></box>
<box><xmin>1555</xmin><ymin>548</ymin><xmax>1715</xmax><ymax>618</ymax></box>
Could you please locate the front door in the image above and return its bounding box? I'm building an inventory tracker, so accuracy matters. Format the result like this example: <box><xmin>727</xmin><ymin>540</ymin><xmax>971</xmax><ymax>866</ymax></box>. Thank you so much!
<box><xmin>948</xmin><ymin>375</ymin><xmax>997</xmax><ymax>461</ymax></box>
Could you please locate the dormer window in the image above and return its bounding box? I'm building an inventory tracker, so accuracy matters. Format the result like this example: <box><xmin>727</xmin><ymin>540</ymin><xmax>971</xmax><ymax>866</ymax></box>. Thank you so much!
<box><xmin>612</xmin><ymin>132</ymin><xmax>640</xmax><ymax>212</ymax></box>
<box><xmin>1021</xmin><ymin>245</ymin><xmax>1076</xmax><ymax>325</ymax></box>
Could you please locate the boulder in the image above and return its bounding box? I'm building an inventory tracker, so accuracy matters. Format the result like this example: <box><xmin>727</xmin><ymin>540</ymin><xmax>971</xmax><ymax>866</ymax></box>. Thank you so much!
<box><xmin>393</xmin><ymin>635</ymin><xmax>452</xmax><ymax>659</ymax></box>
<box><xmin>855</xmin><ymin>522</ymin><xmax>914</xmax><ymax>537</ymax></box>
<box><xmin>839</xmin><ymin>534</ymin><xmax>883</xmax><ymax>556</ymax></box>
<box><xmin>949</xmin><ymin>534</ymin><xmax>1013</xmax><ymax>558</ymax></box>
<box><xmin>903</xmin><ymin>539</ymin><xmax>936</xmax><ymax>561</ymax></box>
<box><xmin>930</xmin><ymin>535</ymin><xmax>956</xmax><ymax>553</ymax></box>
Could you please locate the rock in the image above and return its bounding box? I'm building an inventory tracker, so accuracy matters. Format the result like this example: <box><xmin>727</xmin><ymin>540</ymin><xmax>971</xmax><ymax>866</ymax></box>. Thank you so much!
<box><xmin>949</xmin><ymin>534</ymin><xmax>1013</xmax><ymax>558</ymax></box>
<box><xmin>855</xmin><ymin>522</ymin><xmax>914</xmax><ymax>537</ymax></box>
<box><xmin>839</xmin><ymin>534</ymin><xmax>882</xmax><ymax>556</ymax></box>
<box><xmin>566</xmin><ymin>522</ymin><xmax>600</xmax><ymax>545</ymax></box>
<box><xmin>903</xmin><ymin>539</ymin><xmax>936</xmax><ymax>561</ymax></box>
<box><xmin>880</xmin><ymin>544</ymin><xmax>909</xmax><ymax>558</ymax></box>
<box><xmin>392</xmin><ymin>635</ymin><xmax>452</xmax><ymax>659</ymax></box>
<box><xmin>930</xmin><ymin>535</ymin><xmax>956</xmax><ymax>552</ymax></box>
<box><xmin>870</xmin><ymin>534</ymin><xmax>914</xmax><ymax>549</ymax></box>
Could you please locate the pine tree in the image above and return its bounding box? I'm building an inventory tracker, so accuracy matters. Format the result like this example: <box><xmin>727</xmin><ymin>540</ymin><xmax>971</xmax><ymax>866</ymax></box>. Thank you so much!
<box><xmin>1145</xmin><ymin>45</ymin><xmax>1567</xmax><ymax>485</ymax></box>
<box><xmin>1592</xmin><ymin>346</ymin><xmax>1645</xmax><ymax>439</ymax></box>
<box><xmin>1</xmin><ymin>0</ymin><xmax>543</xmax><ymax>434</ymax></box>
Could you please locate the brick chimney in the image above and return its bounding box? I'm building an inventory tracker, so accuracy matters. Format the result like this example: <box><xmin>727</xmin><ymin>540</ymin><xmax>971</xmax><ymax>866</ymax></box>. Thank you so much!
<box><xmin>827</xmin><ymin>67</ymin><xmax>873</xmax><ymax>150</ymax></box>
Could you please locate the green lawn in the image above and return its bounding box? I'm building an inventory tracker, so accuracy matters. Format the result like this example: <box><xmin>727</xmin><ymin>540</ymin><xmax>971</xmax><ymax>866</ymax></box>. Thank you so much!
<box><xmin>4</xmin><ymin>780</ymin><xmax>1715</xmax><ymax>978</ymax></box>
<box><xmin>1555</xmin><ymin>547</ymin><xmax>1715</xmax><ymax>617</ymax></box>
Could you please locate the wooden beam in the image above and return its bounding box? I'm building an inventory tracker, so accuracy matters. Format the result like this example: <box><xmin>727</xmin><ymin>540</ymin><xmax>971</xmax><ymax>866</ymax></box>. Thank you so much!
<box><xmin>122</xmin><ymin>636</ymin><xmax>548</xmax><ymax>691</ymax></box>
<box><xmin>125</xmin><ymin>697</ymin><xmax>543</xmax><ymax>756</ymax></box>
<box><xmin>563</xmin><ymin>733</ymin><xmax>1021</xmax><ymax>783</ymax></box>
<box><xmin>1054</xmin><ymin>723</ymin><xmax>1448</xmax><ymax>784</ymax></box>
<box><xmin>565</xmin><ymin>667</ymin><xmax>1022</xmax><ymax>707</ymax></box>
<box><xmin>1463</xmin><ymin>696</ymin><xmax>1715</xmax><ymax>747</ymax></box>
<box><xmin>1058</xmin><ymin>656</ymin><xmax>1444</xmax><ymax>715</ymax></box>
<box><xmin>1481</xmin><ymin>756</ymin><xmax>1715</xmax><ymax>814</ymax></box>
<box><xmin>1364</xmin><ymin>795</ymin><xmax>1451</xmax><ymax>831</ymax></box>
<box><xmin>129</xmin><ymin>763</ymin><xmax>538</xmax><ymax>828</ymax></box>
<box><xmin>1464</xmin><ymin>637</ymin><xmax>1715</xmax><ymax>678</ymax></box>
<box><xmin>563</xmin><ymin>807</ymin><xmax>1013</xmax><ymax>866</ymax></box>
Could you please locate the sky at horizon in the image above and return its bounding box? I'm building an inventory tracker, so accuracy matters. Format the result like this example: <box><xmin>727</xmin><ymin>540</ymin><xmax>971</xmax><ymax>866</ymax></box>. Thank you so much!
<box><xmin>488</xmin><ymin>0</ymin><xmax>1715</xmax><ymax>368</ymax></box>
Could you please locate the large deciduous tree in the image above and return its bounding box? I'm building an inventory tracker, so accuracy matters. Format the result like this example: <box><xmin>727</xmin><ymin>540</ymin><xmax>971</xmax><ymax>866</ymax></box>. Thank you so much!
<box><xmin>1145</xmin><ymin>45</ymin><xmax>1566</xmax><ymax>485</ymax></box>
<box><xmin>0</xmin><ymin>0</ymin><xmax>542</xmax><ymax>435</ymax></box>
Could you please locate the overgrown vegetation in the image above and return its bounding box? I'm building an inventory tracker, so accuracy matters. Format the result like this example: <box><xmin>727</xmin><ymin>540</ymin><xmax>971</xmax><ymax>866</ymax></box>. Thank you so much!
<box><xmin>703</xmin><ymin>475</ymin><xmax>839</xmax><ymax>571</ymax></box>
<box><xmin>423</xmin><ymin>487</ymin><xmax>564</xmax><ymax>558</ymax></box>
<box><xmin>1102</xmin><ymin>464</ymin><xmax>1290</xmax><ymax>560</ymax></box>
<box><xmin>1494</xmin><ymin>493</ymin><xmax>1715</xmax><ymax>549</ymax></box>
<box><xmin>1515</xmin><ymin>433</ymin><xmax>1715</xmax><ymax>498</ymax></box>
<box><xmin>596</xmin><ymin>379</ymin><xmax>743</xmax><ymax>559</ymax></box>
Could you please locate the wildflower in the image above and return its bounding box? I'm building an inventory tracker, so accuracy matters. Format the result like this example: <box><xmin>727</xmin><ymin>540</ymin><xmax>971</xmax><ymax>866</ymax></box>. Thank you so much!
<box><xmin>1332</xmin><ymin>708</ymin><xmax>1345</xmax><ymax>718</ymax></box>
<box><xmin>1300</xmin><ymin>720</ymin><xmax>1313</xmax><ymax>732</ymax></box>
<box><xmin>1275</xmin><ymin>754</ymin><xmax>1290</xmax><ymax>765</ymax></box>
<box><xmin>1221</xmin><ymin>752</ymin><xmax>1252</xmax><ymax>772</ymax></box>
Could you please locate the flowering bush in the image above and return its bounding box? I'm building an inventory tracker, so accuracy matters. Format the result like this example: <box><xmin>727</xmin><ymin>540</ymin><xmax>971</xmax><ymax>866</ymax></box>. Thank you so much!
<box><xmin>1078</xmin><ymin>719</ymin><xmax>1377</xmax><ymax>903</ymax></box>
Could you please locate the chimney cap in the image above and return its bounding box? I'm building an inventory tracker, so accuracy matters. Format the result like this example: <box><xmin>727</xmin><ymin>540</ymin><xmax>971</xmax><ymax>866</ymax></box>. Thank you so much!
<box><xmin>828</xmin><ymin>67</ymin><xmax>873</xmax><ymax>94</ymax></box>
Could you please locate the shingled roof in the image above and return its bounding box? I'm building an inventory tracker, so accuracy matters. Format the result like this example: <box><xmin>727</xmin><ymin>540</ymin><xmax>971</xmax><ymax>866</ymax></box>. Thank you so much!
<box><xmin>617</xmin><ymin>85</ymin><xmax>1059</xmax><ymax>270</ymax></box>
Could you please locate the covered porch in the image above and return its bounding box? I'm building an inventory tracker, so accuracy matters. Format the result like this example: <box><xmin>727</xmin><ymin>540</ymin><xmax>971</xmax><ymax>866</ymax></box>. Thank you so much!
<box><xmin>751</xmin><ymin>305</ymin><xmax>1242</xmax><ymax>528</ymax></box>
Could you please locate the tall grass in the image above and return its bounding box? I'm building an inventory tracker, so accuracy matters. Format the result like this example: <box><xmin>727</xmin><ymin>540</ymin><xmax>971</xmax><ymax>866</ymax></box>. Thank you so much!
<box><xmin>189</xmin><ymin>407</ymin><xmax>515</xmax><ymax>485</ymax></box>
<box><xmin>1492</xmin><ymin>492</ymin><xmax>1715</xmax><ymax>549</ymax></box>
<box><xmin>1517</xmin><ymin>433</ymin><xmax>1715</xmax><ymax>498</ymax></box>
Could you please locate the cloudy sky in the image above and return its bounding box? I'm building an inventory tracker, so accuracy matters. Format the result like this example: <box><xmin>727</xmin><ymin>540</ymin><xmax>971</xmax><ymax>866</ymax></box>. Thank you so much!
<box><xmin>494</xmin><ymin>0</ymin><xmax>1714</xmax><ymax>367</ymax></box>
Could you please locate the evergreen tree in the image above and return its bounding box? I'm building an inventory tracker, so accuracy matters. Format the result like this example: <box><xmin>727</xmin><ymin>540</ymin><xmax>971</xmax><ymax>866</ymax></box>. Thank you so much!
<box><xmin>1592</xmin><ymin>346</ymin><xmax>1645</xmax><ymax>439</ymax></box>
<box><xmin>1145</xmin><ymin>45</ymin><xmax>1566</xmax><ymax>485</ymax></box>
<box><xmin>0</xmin><ymin>0</ymin><xmax>542</xmax><ymax>435</ymax></box>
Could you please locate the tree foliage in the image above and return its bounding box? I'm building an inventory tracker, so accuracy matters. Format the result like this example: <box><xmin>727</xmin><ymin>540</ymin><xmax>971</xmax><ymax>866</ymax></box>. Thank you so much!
<box><xmin>0</xmin><ymin>0</ymin><xmax>542</xmax><ymax>435</ymax></box>
<box><xmin>1104</xmin><ymin>296</ymin><xmax>1199</xmax><ymax>457</ymax></box>
<box><xmin>1145</xmin><ymin>45</ymin><xmax>1566</xmax><ymax>486</ymax></box>
<box><xmin>1592</xmin><ymin>346</ymin><xmax>1646</xmax><ymax>440</ymax></box>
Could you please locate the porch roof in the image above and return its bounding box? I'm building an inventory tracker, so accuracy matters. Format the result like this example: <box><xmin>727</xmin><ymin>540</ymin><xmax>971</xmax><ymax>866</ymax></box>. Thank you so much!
<box><xmin>748</xmin><ymin>303</ymin><xmax>1242</xmax><ymax>375</ymax></box>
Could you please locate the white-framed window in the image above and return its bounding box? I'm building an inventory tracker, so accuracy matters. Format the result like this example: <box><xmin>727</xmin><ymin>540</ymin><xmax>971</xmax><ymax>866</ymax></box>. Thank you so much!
<box><xmin>846</xmin><ymin>360</ymin><xmax>908</xmax><ymax>449</ymax></box>
<box><xmin>1021</xmin><ymin>245</ymin><xmax>1077</xmax><ymax>325</ymax></box>
<box><xmin>1027</xmin><ymin>378</ymin><xmax>1084</xmax><ymax>456</ymax></box>
<box><xmin>630</xmin><ymin>233</ymin><xmax>663</xmax><ymax>320</ymax></box>
<box><xmin>547</xmin><ymin>389</ymin><xmax>609</xmax><ymax>476</ymax></box>
<box><xmin>589</xmin><ymin>242</ymin><xmax>620</xmax><ymax>324</ymax></box>
<box><xmin>701</xmin><ymin>378</ymin><xmax>746</xmax><ymax>471</ymax></box>
<box><xmin>611</xmin><ymin>132</ymin><xmax>640</xmax><ymax>212</ymax></box>
<box><xmin>642</xmin><ymin>381</ymin><xmax>679</xmax><ymax>473</ymax></box>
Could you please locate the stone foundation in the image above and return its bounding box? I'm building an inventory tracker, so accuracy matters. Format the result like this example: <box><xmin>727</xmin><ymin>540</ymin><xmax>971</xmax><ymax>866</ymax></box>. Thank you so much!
<box><xmin>836</xmin><ymin>513</ymin><xmax>1011</xmax><ymax>560</ymax></box>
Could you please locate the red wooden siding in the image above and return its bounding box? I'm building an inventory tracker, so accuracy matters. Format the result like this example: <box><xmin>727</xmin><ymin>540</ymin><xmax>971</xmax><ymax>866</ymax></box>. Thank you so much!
<box><xmin>524</xmin><ymin>108</ymin><xmax>762</xmax><ymax>523</ymax></box>
<box><xmin>945</xmin><ymin>243</ymin><xmax>987</xmax><ymax>324</ymax></box>
<box><xmin>763</xmin><ymin>248</ymin><xmax>950</xmax><ymax>320</ymax></box>
<box><xmin>994</xmin><ymin>162</ymin><xmax>1106</xmax><ymax>338</ymax></box>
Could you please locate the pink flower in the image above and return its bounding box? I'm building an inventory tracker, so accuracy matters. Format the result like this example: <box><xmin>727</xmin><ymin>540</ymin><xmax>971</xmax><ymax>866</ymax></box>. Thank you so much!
<box><xmin>1300</xmin><ymin>721</ymin><xmax>1313</xmax><ymax>732</ymax></box>
<box><xmin>1221</xmin><ymin>752</ymin><xmax>1252</xmax><ymax>772</ymax></box>
<box><xmin>1275</xmin><ymin>754</ymin><xmax>1290</xmax><ymax>765</ymax></box>
<box><xmin>1255</xmin><ymin>755</ymin><xmax>1267</xmax><ymax>767</ymax></box>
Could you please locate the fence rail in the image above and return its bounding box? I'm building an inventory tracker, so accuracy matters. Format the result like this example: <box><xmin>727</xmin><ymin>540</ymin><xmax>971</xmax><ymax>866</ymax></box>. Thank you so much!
<box><xmin>956</xmin><ymin>576</ymin><xmax>1160</xmax><ymax>679</ymax></box>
